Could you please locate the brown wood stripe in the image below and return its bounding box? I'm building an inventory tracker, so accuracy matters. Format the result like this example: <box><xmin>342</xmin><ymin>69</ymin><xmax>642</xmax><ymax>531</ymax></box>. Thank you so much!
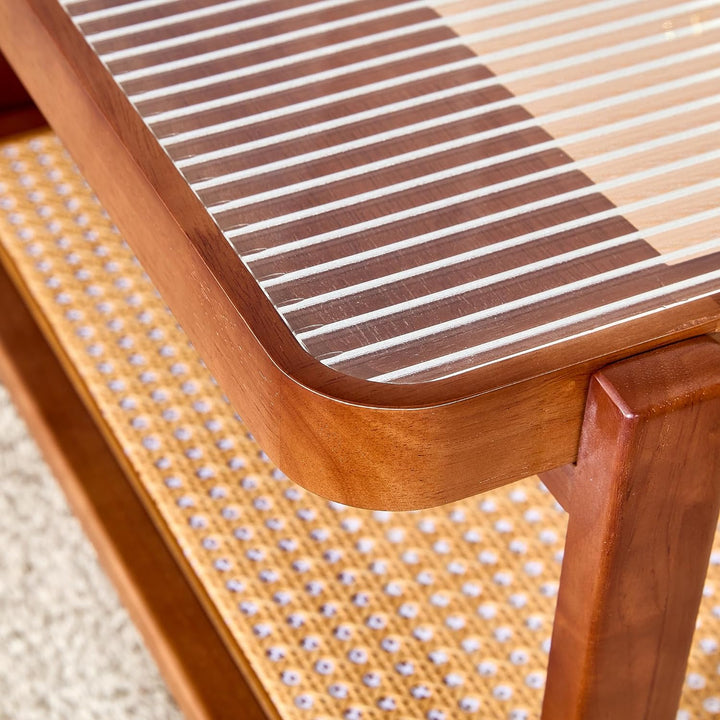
<box><xmin>283</xmin><ymin>224</ymin><xmax>654</xmax><ymax>332</ymax></box>
<box><xmin>260</xmin><ymin>200</ymin><xmax>630</xmax><ymax>304</ymax></box>
<box><xmin>176</xmin><ymin>73</ymin><xmax>508</xmax><ymax>185</ymax></box>
<box><xmin>194</xmin><ymin>113</ymin><xmax>541</xmax><ymax>209</ymax></box>
<box><xmin>87</xmin><ymin>0</ymin><xmax>335</xmax><ymax>53</ymax></box>
<box><xmin>138</xmin><ymin>28</ymin><xmax>455</xmax><ymax>117</ymax></box>
<box><xmin>215</xmin><ymin>148</ymin><xmax>573</xmax><ymax>233</ymax></box>
<box><xmin>59</xmin><ymin>0</ymin><xmax>134</xmax><ymax>15</ymax></box>
<box><xmin>332</xmin><ymin>261</ymin><xmax>720</xmax><ymax>382</ymax></box>
<box><xmin>153</xmin><ymin>46</ymin><xmax>473</xmax><ymax>141</ymax></box>
<box><xmin>168</xmin><ymin>58</ymin><xmax>496</xmax><ymax>176</ymax></box>
<box><xmin>228</xmin><ymin>170</ymin><xmax>606</xmax><ymax>256</ymax></box>
<box><xmin>297</xmin><ymin>246</ymin><xmax>660</xmax><ymax>352</ymax></box>
<box><xmin>99</xmin><ymin>0</ymin><xmax>404</xmax><ymax>66</ymax></box>
<box><xmin>77</xmin><ymin>0</ymin><xmax>258</xmax><ymax>37</ymax></box>
<box><xmin>117</xmin><ymin>7</ymin><xmax>439</xmax><ymax>97</ymax></box>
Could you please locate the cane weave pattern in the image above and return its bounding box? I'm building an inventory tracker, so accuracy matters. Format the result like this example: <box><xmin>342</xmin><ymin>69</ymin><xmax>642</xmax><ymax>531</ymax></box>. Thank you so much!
<box><xmin>1</xmin><ymin>129</ymin><xmax>719</xmax><ymax>719</ymax></box>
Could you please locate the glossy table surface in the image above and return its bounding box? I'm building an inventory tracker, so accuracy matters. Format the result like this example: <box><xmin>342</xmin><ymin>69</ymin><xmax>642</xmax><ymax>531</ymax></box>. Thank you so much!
<box><xmin>61</xmin><ymin>0</ymin><xmax>720</xmax><ymax>383</ymax></box>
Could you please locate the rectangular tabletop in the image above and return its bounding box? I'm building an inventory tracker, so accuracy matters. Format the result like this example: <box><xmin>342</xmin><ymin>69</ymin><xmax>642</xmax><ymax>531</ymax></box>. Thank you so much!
<box><xmin>2</xmin><ymin>0</ymin><xmax>719</xmax><ymax>508</ymax></box>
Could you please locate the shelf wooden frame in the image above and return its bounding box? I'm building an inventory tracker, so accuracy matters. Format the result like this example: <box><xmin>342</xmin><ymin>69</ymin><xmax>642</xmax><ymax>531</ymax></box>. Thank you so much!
<box><xmin>0</xmin><ymin>223</ymin><xmax>277</xmax><ymax>720</ymax></box>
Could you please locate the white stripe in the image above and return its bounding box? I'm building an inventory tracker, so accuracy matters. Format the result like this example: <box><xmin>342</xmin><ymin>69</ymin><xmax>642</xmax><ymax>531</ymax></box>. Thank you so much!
<box><xmin>151</xmin><ymin>0</ymin><xmax>719</xmax><ymax>127</ymax></box>
<box><xmin>188</xmin><ymin>38</ymin><xmax>720</xmax><ymax>188</ymax></box>
<box><xmin>128</xmin><ymin>0</ymin><xmax>646</xmax><ymax>103</ymax></box>
<box><xmin>238</xmin><ymin>149</ymin><xmax>720</xmax><ymax>258</ymax></box>
<box><xmin>110</xmin><ymin>0</ymin><xmax>450</xmax><ymax>73</ymax></box>
<box><xmin>86</xmin><ymin>0</ymin><xmax>275</xmax><ymax>42</ymax></box>
<box><xmin>325</xmin><ymin>239</ymin><xmax>720</xmax><ymax>371</ymax></box>
<box><xmin>149</xmin><ymin>55</ymin><xmax>479</xmax><ymax>126</ymax></box>
<box><xmin>279</xmin><ymin>205</ymin><xmax>720</xmax><ymax>315</ymax></box>
<box><xmin>477</xmin><ymin>0</ymin><xmax>719</xmax><ymax>67</ymax></box>
<box><xmin>295</xmin><ymin>210</ymin><xmax>720</xmax><ymax>339</ymax></box>
<box><xmin>438</xmin><ymin>288</ymin><xmax>720</xmax><ymax>381</ymax></box>
<box><xmin>260</xmin><ymin>178</ymin><xmax>720</xmax><ymax>287</ymax></box>
<box><xmin>175</xmin><ymin>31</ymin><xmax>720</xmax><ymax>170</ymax></box>
<box><xmin>169</xmin><ymin>18</ymin><xmax>704</xmax><ymax>150</ymax></box>
<box><xmin>73</xmin><ymin>0</ymin><xmax>184</xmax><ymax>23</ymax></box>
<box><xmin>372</xmin><ymin>270</ymin><xmax>720</xmax><ymax>382</ymax></box>
<box><xmin>130</xmin><ymin>19</ymin><xmax>459</xmax><ymax>105</ymax></box>
<box><xmin>224</xmin><ymin>124</ymin><xmax>720</xmax><ymax>239</ymax></box>
<box><xmin>145</xmin><ymin>0</ymin><xmax>564</xmax><ymax>123</ymax></box>
<box><xmin>203</xmin><ymin>93</ymin><xmax>720</xmax><ymax>212</ymax></box>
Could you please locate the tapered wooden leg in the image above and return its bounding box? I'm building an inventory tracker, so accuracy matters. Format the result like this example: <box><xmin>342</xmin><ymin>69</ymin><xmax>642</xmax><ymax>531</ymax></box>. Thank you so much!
<box><xmin>541</xmin><ymin>336</ymin><xmax>720</xmax><ymax>720</ymax></box>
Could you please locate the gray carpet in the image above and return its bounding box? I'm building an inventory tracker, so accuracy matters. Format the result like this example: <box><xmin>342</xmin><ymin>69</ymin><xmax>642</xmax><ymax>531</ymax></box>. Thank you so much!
<box><xmin>0</xmin><ymin>384</ymin><xmax>182</xmax><ymax>720</ymax></box>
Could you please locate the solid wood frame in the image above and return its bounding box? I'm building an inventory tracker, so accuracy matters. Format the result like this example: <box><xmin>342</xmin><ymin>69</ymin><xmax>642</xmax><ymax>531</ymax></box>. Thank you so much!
<box><xmin>2</xmin><ymin>0</ymin><xmax>720</xmax><ymax>509</ymax></box>
<box><xmin>541</xmin><ymin>337</ymin><xmax>720</xmax><ymax>720</ymax></box>
<box><xmin>0</xmin><ymin>243</ymin><xmax>278</xmax><ymax>720</ymax></box>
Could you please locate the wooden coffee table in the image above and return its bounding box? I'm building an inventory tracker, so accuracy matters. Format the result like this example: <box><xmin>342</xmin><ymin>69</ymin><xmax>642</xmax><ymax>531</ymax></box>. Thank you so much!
<box><xmin>1</xmin><ymin>1</ymin><xmax>719</xmax><ymax>718</ymax></box>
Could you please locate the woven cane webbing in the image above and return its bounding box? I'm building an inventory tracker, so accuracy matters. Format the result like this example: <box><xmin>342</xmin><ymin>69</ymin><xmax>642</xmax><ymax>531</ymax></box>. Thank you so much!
<box><xmin>1</xmin><ymin>129</ymin><xmax>719</xmax><ymax>720</ymax></box>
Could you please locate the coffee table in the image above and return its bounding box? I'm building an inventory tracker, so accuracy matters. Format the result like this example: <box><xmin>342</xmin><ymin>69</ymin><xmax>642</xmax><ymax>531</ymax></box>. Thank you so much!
<box><xmin>1</xmin><ymin>1</ymin><xmax>719</xmax><ymax>718</ymax></box>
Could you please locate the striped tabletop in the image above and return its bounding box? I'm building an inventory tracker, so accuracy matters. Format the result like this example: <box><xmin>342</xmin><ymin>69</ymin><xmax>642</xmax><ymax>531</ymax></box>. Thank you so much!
<box><xmin>58</xmin><ymin>0</ymin><xmax>720</xmax><ymax>384</ymax></box>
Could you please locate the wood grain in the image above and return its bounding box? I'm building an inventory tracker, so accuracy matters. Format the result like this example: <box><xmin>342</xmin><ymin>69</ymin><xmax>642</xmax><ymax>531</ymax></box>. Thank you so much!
<box><xmin>542</xmin><ymin>336</ymin><xmax>720</xmax><ymax>720</ymax></box>
<box><xmin>0</xmin><ymin>256</ymin><xmax>275</xmax><ymax>720</ymax></box>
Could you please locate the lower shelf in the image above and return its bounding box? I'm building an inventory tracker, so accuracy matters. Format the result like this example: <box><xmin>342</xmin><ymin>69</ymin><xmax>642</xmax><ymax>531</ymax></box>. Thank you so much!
<box><xmin>3</xmin><ymin>127</ymin><xmax>720</xmax><ymax>720</ymax></box>
<box><xmin>0</xmin><ymin>254</ymin><xmax>273</xmax><ymax>720</ymax></box>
